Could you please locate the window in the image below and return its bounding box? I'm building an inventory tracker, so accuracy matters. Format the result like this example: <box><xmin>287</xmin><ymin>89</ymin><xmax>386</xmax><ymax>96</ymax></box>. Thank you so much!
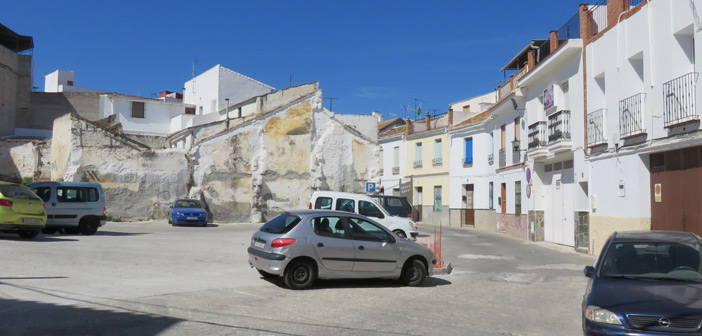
<box><xmin>554</xmin><ymin>162</ymin><xmax>563</xmax><ymax>171</ymax></box>
<box><xmin>56</xmin><ymin>187</ymin><xmax>99</xmax><ymax>202</ymax></box>
<box><xmin>489</xmin><ymin>182</ymin><xmax>494</xmax><ymax>210</ymax></box>
<box><xmin>464</xmin><ymin>137</ymin><xmax>473</xmax><ymax>165</ymax></box>
<box><xmin>185</xmin><ymin>107</ymin><xmax>195</xmax><ymax>115</ymax></box>
<box><xmin>314</xmin><ymin>197</ymin><xmax>332</xmax><ymax>210</ymax></box>
<box><xmin>462</xmin><ymin>105</ymin><xmax>471</xmax><ymax>112</ymax></box>
<box><xmin>131</xmin><ymin>101</ymin><xmax>145</xmax><ymax>118</ymax></box>
<box><xmin>0</xmin><ymin>185</ymin><xmax>41</xmax><ymax>201</ymax></box>
<box><xmin>67</xmin><ymin>80</ymin><xmax>74</xmax><ymax>86</ymax></box>
<box><xmin>415</xmin><ymin>143</ymin><xmax>423</xmax><ymax>167</ymax></box>
<box><xmin>348</xmin><ymin>218</ymin><xmax>390</xmax><ymax>242</ymax></box>
<box><xmin>312</xmin><ymin>216</ymin><xmax>346</xmax><ymax>238</ymax></box>
<box><xmin>335</xmin><ymin>198</ymin><xmax>355</xmax><ymax>212</ymax></box>
<box><xmin>501</xmin><ymin>125</ymin><xmax>506</xmax><ymax>149</ymax></box>
<box><xmin>434</xmin><ymin>186</ymin><xmax>442</xmax><ymax>211</ymax></box>
<box><xmin>393</xmin><ymin>146</ymin><xmax>399</xmax><ymax>168</ymax></box>
<box><xmin>514</xmin><ymin>117</ymin><xmax>520</xmax><ymax>140</ymax></box>
<box><xmin>545</xmin><ymin>164</ymin><xmax>553</xmax><ymax>172</ymax></box>
<box><xmin>259</xmin><ymin>214</ymin><xmax>301</xmax><ymax>234</ymax></box>
<box><xmin>31</xmin><ymin>187</ymin><xmax>51</xmax><ymax>202</ymax></box>
<box><xmin>515</xmin><ymin>181</ymin><xmax>522</xmax><ymax>216</ymax></box>
<box><xmin>359</xmin><ymin>200</ymin><xmax>384</xmax><ymax>218</ymax></box>
<box><xmin>434</xmin><ymin>139</ymin><xmax>442</xmax><ymax>162</ymax></box>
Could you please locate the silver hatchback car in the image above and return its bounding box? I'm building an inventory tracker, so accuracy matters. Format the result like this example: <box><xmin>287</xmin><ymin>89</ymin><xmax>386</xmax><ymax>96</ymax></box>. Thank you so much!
<box><xmin>248</xmin><ymin>210</ymin><xmax>436</xmax><ymax>289</ymax></box>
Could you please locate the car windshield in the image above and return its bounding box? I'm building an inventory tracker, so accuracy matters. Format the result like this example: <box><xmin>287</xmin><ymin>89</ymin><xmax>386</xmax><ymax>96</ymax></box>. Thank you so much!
<box><xmin>259</xmin><ymin>214</ymin><xmax>301</xmax><ymax>234</ymax></box>
<box><xmin>175</xmin><ymin>200</ymin><xmax>202</xmax><ymax>208</ymax></box>
<box><xmin>601</xmin><ymin>241</ymin><xmax>702</xmax><ymax>281</ymax></box>
<box><xmin>0</xmin><ymin>185</ymin><xmax>41</xmax><ymax>201</ymax></box>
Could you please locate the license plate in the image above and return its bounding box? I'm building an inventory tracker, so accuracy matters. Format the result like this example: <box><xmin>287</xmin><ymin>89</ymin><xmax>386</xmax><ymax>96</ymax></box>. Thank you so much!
<box><xmin>22</xmin><ymin>218</ymin><xmax>40</xmax><ymax>224</ymax></box>
<box><xmin>253</xmin><ymin>241</ymin><xmax>265</xmax><ymax>248</ymax></box>
<box><xmin>187</xmin><ymin>217</ymin><xmax>197</xmax><ymax>220</ymax></box>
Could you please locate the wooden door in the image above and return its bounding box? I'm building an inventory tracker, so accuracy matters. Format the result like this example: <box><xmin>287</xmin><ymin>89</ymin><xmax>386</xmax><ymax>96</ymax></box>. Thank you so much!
<box><xmin>464</xmin><ymin>184</ymin><xmax>475</xmax><ymax>226</ymax></box>
<box><xmin>651</xmin><ymin>147</ymin><xmax>702</xmax><ymax>235</ymax></box>
<box><xmin>501</xmin><ymin>183</ymin><xmax>507</xmax><ymax>214</ymax></box>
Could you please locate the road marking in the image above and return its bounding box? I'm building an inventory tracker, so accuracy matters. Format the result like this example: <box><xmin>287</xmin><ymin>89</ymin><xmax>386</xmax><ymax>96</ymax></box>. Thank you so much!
<box><xmin>457</xmin><ymin>254</ymin><xmax>514</xmax><ymax>260</ymax></box>
<box><xmin>516</xmin><ymin>264</ymin><xmax>584</xmax><ymax>271</ymax></box>
<box><xmin>231</xmin><ymin>290</ymin><xmax>264</xmax><ymax>298</ymax></box>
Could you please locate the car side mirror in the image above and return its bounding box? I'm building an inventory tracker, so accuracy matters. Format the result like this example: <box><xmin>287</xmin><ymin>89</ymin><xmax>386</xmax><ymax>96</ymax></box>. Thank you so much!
<box><xmin>388</xmin><ymin>235</ymin><xmax>396</xmax><ymax>244</ymax></box>
<box><xmin>584</xmin><ymin>266</ymin><xmax>595</xmax><ymax>278</ymax></box>
<box><xmin>374</xmin><ymin>212</ymin><xmax>385</xmax><ymax>219</ymax></box>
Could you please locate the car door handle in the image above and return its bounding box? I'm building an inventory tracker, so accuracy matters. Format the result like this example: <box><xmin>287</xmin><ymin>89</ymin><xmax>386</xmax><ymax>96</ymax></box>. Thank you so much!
<box><xmin>317</xmin><ymin>243</ymin><xmax>324</xmax><ymax>248</ymax></box>
<box><xmin>358</xmin><ymin>246</ymin><xmax>365</xmax><ymax>251</ymax></box>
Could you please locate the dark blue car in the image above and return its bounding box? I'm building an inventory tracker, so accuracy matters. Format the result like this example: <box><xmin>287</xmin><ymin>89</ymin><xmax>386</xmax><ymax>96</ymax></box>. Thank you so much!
<box><xmin>168</xmin><ymin>199</ymin><xmax>208</xmax><ymax>227</ymax></box>
<box><xmin>582</xmin><ymin>230</ymin><xmax>702</xmax><ymax>335</ymax></box>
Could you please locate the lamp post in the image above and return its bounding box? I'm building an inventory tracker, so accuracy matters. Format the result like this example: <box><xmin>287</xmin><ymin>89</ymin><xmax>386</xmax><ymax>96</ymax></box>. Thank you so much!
<box><xmin>225</xmin><ymin>98</ymin><xmax>230</xmax><ymax>128</ymax></box>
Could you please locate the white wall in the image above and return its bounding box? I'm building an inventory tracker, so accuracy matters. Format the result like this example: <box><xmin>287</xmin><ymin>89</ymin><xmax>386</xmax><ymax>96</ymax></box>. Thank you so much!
<box><xmin>333</xmin><ymin>113</ymin><xmax>378</xmax><ymax>142</ymax></box>
<box><xmin>450</xmin><ymin>91</ymin><xmax>496</xmax><ymax>123</ymax></box>
<box><xmin>449</xmin><ymin>126</ymin><xmax>494</xmax><ymax>209</ymax></box>
<box><xmin>184</xmin><ymin>65</ymin><xmax>219</xmax><ymax>116</ymax></box>
<box><xmin>44</xmin><ymin>70</ymin><xmax>74</xmax><ymax>93</ymax></box>
<box><xmin>100</xmin><ymin>95</ymin><xmax>185</xmax><ymax>136</ymax></box>
<box><xmin>379</xmin><ymin>137</ymin><xmax>405</xmax><ymax>194</ymax></box>
<box><xmin>589</xmin><ymin>152</ymin><xmax>650</xmax><ymax>217</ymax></box>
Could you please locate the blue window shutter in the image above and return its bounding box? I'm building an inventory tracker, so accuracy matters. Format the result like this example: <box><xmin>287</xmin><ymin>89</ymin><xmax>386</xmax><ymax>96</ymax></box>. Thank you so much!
<box><xmin>465</xmin><ymin>138</ymin><xmax>473</xmax><ymax>165</ymax></box>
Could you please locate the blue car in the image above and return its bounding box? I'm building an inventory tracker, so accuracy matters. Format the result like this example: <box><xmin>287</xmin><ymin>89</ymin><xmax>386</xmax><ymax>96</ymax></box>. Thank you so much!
<box><xmin>168</xmin><ymin>199</ymin><xmax>208</xmax><ymax>227</ymax></box>
<box><xmin>582</xmin><ymin>230</ymin><xmax>702</xmax><ymax>335</ymax></box>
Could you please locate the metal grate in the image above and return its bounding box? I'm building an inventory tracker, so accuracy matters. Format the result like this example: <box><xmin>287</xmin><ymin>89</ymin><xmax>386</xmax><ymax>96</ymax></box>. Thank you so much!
<box><xmin>663</xmin><ymin>72</ymin><xmax>698</xmax><ymax>128</ymax></box>
<box><xmin>557</xmin><ymin>12</ymin><xmax>581</xmax><ymax>41</ymax></box>
<box><xmin>548</xmin><ymin>110</ymin><xmax>571</xmax><ymax>143</ymax></box>
<box><xmin>587</xmin><ymin>108</ymin><xmax>607</xmax><ymax>147</ymax></box>
<box><xmin>499</xmin><ymin>148</ymin><xmax>506</xmax><ymax>168</ymax></box>
<box><xmin>528</xmin><ymin>121</ymin><xmax>547</xmax><ymax>149</ymax></box>
<box><xmin>628</xmin><ymin>315</ymin><xmax>702</xmax><ymax>330</ymax></box>
<box><xmin>619</xmin><ymin>93</ymin><xmax>646</xmax><ymax>138</ymax></box>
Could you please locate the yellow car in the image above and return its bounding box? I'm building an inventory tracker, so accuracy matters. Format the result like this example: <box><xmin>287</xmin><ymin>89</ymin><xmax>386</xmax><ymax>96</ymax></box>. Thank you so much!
<box><xmin>0</xmin><ymin>181</ymin><xmax>47</xmax><ymax>239</ymax></box>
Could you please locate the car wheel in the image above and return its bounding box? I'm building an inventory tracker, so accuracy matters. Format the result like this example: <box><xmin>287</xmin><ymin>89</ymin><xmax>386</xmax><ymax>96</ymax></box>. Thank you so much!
<box><xmin>257</xmin><ymin>269</ymin><xmax>278</xmax><ymax>279</ymax></box>
<box><xmin>401</xmin><ymin>259</ymin><xmax>427</xmax><ymax>286</ymax></box>
<box><xmin>284</xmin><ymin>260</ymin><xmax>316</xmax><ymax>290</ymax></box>
<box><xmin>41</xmin><ymin>228</ymin><xmax>57</xmax><ymax>234</ymax></box>
<box><xmin>79</xmin><ymin>218</ymin><xmax>99</xmax><ymax>235</ymax></box>
<box><xmin>18</xmin><ymin>230</ymin><xmax>39</xmax><ymax>239</ymax></box>
<box><xmin>393</xmin><ymin>230</ymin><xmax>407</xmax><ymax>239</ymax></box>
<box><xmin>201</xmin><ymin>223</ymin><xmax>207</xmax><ymax>227</ymax></box>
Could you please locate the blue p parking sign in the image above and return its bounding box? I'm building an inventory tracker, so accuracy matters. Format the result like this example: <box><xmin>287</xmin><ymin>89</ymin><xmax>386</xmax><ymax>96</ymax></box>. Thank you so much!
<box><xmin>366</xmin><ymin>182</ymin><xmax>376</xmax><ymax>193</ymax></box>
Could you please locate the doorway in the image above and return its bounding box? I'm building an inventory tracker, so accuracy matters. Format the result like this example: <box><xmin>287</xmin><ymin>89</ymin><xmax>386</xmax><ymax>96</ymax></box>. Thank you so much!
<box><xmin>463</xmin><ymin>184</ymin><xmax>475</xmax><ymax>226</ymax></box>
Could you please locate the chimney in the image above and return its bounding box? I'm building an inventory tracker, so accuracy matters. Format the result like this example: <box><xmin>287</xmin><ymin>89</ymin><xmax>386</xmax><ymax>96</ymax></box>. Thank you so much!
<box><xmin>608</xmin><ymin>0</ymin><xmax>628</xmax><ymax>29</ymax></box>
<box><xmin>527</xmin><ymin>49</ymin><xmax>536</xmax><ymax>70</ymax></box>
<box><xmin>448</xmin><ymin>108</ymin><xmax>454</xmax><ymax>126</ymax></box>
<box><xmin>425</xmin><ymin>112</ymin><xmax>431</xmax><ymax>131</ymax></box>
<box><xmin>405</xmin><ymin>118</ymin><xmax>412</xmax><ymax>135</ymax></box>
<box><xmin>550</xmin><ymin>30</ymin><xmax>559</xmax><ymax>53</ymax></box>
<box><xmin>579</xmin><ymin>3</ymin><xmax>592</xmax><ymax>42</ymax></box>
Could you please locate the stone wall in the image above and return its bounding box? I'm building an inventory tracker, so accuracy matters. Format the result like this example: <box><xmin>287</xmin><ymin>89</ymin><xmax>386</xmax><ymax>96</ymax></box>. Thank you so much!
<box><xmin>590</xmin><ymin>215</ymin><xmax>651</xmax><ymax>256</ymax></box>
<box><xmin>528</xmin><ymin>210</ymin><xmax>545</xmax><ymax>242</ymax></box>
<box><xmin>0</xmin><ymin>140</ymin><xmax>50</xmax><ymax>183</ymax></box>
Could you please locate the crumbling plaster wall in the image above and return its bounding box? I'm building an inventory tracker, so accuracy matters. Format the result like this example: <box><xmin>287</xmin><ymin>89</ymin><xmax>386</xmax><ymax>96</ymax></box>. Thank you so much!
<box><xmin>52</xmin><ymin>114</ymin><xmax>189</xmax><ymax>219</ymax></box>
<box><xmin>0</xmin><ymin>140</ymin><xmax>50</xmax><ymax>183</ymax></box>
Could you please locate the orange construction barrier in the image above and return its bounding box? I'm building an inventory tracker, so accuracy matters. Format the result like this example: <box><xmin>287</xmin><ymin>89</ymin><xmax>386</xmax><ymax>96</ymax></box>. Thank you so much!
<box><xmin>417</xmin><ymin>228</ymin><xmax>444</xmax><ymax>269</ymax></box>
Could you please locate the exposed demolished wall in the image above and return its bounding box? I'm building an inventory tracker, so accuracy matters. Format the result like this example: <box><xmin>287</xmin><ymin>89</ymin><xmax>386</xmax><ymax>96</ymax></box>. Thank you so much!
<box><xmin>191</xmin><ymin>89</ymin><xmax>380</xmax><ymax>223</ymax></box>
<box><xmin>0</xmin><ymin>140</ymin><xmax>50</xmax><ymax>183</ymax></box>
<box><xmin>52</xmin><ymin>114</ymin><xmax>190</xmax><ymax>219</ymax></box>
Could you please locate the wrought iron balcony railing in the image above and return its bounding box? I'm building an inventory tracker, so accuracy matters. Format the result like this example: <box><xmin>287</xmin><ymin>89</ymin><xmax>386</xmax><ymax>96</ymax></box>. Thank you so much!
<box><xmin>487</xmin><ymin>154</ymin><xmax>494</xmax><ymax>165</ymax></box>
<box><xmin>663</xmin><ymin>72</ymin><xmax>698</xmax><ymax>128</ymax></box>
<box><xmin>512</xmin><ymin>140</ymin><xmax>521</xmax><ymax>164</ymax></box>
<box><xmin>528</xmin><ymin>121</ymin><xmax>547</xmax><ymax>149</ymax></box>
<box><xmin>432</xmin><ymin>157</ymin><xmax>443</xmax><ymax>166</ymax></box>
<box><xmin>619</xmin><ymin>93</ymin><xmax>646</xmax><ymax>138</ymax></box>
<box><xmin>413</xmin><ymin>160</ymin><xmax>423</xmax><ymax>168</ymax></box>
<box><xmin>392</xmin><ymin>166</ymin><xmax>400</xmax><ymax>175</ymax></box>
<box><xmin>587</xmin><ymin>108</ymin><xmax>607</xmax><ymax>147</ymax></box>
<box><xmin>548</xmin><ymin>110</ymin><xmax>571</xmax><ymax>143</ymax></box>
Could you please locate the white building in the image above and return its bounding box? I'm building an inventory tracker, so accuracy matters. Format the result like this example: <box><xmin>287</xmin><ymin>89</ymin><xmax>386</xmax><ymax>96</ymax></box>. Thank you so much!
<box><xmin>183</xmin><ymin>64</ymin><xmax>274</xmax><ymax>116</ymax></box>
<box><xmin>378</xmin><ymin>118</ymin><xmax>408</xmax><ymax>196</ymax></box>
<box><xmin>584</xmin><ymin>0</ymin><xmax>701</xmax><ymax>254</ymax></box>
<box><xmin>44</xmin><ymin>70</ymin><xmax>102</xmax><ymax>93</ymax></box>
<box><xmin>98</xmin><ymin>93</ymin><xmax>193</xmax><ymax>136</ymax></box>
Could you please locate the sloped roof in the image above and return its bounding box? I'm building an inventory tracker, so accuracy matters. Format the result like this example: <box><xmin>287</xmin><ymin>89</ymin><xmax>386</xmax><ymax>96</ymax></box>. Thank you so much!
<box><xmin>379</xmin><ymin>126</ymin><xmax>406</xmax><ymax>138</ymax></box>
<box><xmin>378</xmin><ymin>117</ymin><xmax>405</xmax><ymax>131</ymax></box>
<box><xmin>452</xmin><ymin>111</ymin><xmax>491</xmax><ymax>128</ymax></box>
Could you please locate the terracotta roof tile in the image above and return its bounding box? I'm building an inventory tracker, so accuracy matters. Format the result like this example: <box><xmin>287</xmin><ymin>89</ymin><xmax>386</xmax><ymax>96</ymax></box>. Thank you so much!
<box><xmin>452</xmin><ymin>111</ymin><xmax>491</xmax><ymax>128</ymax></box>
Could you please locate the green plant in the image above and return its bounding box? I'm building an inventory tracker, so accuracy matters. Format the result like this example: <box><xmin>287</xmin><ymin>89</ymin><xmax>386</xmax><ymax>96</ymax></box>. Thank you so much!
<box><xmin>21</xmin><ymin>177</ymin><xmax>34</xmax><ymax>185</ymax></box>
<box><xmin>106</xmin><ymin>216</ymin><xmax>124</xmax><ymax>222</ymax></box>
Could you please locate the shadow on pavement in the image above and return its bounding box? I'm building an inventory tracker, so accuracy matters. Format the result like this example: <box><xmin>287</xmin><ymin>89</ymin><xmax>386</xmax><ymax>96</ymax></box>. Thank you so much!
<box><xmin>0</xmin><ymin>235</ymin><xmax>79</xmax><ymax>242</ymax></box>
<box><xmin>262</xmin><ymin>275</ymin><xmax>451</xmax><ymax>290</ymax></box>
<box><xmin>170</xmin><ymin>224</ymin><xmax>220</xmax><ymax>228</ymax></box>
<box><xmin>0</xmin><ymin>297</ymin><xmax>181</xmax><ymax>336</ymax></box>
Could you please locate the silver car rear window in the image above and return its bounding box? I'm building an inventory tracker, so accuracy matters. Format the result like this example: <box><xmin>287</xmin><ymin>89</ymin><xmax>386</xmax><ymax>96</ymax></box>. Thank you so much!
<box><xmin>260</xmin><ymin>214</ymin><xmax>301</xmax><ymax>234</ymax></box>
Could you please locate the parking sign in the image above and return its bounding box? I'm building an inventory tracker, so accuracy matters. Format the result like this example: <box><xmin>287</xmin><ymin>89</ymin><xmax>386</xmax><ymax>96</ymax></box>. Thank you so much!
<box><xmin>366</xmin><ymin>182</ymin><xmax>376</xmax><ymax>193</ymax></box>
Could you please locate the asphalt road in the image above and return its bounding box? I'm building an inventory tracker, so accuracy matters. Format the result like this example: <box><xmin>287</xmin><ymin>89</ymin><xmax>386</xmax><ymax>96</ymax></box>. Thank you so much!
<box><xmin>0</xmin><ymin>221</ymin><xmax>595</xmax><ymax>336</ymax></box>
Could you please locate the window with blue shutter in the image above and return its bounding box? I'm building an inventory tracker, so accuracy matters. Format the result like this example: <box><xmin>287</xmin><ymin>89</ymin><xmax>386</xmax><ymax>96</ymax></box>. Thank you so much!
<box><xmin>464</xmin><ymin>138</ymin><xmax>473</xmax><ymax>165</ymax></box>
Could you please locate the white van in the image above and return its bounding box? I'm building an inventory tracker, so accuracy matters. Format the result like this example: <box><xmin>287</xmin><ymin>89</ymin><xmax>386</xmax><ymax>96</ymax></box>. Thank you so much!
<box><xmin>309</xmin><ymin>191</ymin><xmax>418</xmax><ymax>240</ymax></box>
<box><xmin>28</xmin><ymin>181</ymin><xmax>106</xmax><ymax>235</ymax></box>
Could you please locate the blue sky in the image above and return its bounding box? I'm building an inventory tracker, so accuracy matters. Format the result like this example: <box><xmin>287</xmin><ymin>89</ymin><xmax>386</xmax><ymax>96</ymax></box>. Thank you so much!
<box><xmin>4</xmin><ymin>0</ymin><xmax>584</xmax><ymax>120</ymax></box>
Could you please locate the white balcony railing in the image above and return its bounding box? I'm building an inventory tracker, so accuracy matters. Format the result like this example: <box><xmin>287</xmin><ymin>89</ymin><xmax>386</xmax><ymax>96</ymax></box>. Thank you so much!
<box><xmin>392</xmin><ymin>166</ymin><xmax>400</xmax><ymax>175</ymax></box>
<box><xmin>619</xmin><ymin>93</ymin><xmax>646</xmax><ymax>138</ymax></box>
<box><xmin>413</xmin><ymin>160</ymin><xmax>423</xmax><ymax>168</ymax></box>
<box><xmin>587</xmin><ymin>108</ymin><xmax>607</xmax><ymax>147</ymax></box>
<box><xmin>663</xmin><ymin>72</ymin><xmax>698</xmax><ymax>128</ymax></box>
<box><xmin>432</xmin><ymin>157</ymin><xmax>443</xmax><ymax>166</ymax></box>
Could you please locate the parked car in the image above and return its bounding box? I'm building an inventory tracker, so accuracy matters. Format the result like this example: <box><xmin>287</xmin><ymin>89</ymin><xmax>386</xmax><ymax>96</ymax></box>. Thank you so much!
<box><xmin>248</xmin><ymin>210</ymin><xmax>435</xmax><ymax>289</ymax></box>
<box><xmin>168</xmin><ymin>199</ymin><xmax>208</xmax><ymax>227</ymax></box>
<box><xmin>0</xmin><ymin>181</ymin><xmax>47</xmax><ymax>239</ymax></box>
<box><xmin>582</xmin><ymin>230</ymin><xmax>702</xmax><ymax>336</ymax></box>
<box><xmin>28</xmin><ymin>181</ymin><xmax>106</xmax><ymax>235</ymax></box>
<box><xmin>310</xmin><ymin>191</ymin><xmax>418</xmax><ymax>240</ymax></box>
<box><xmin>370</xmin><ymin>195</ymin><xmax>413</xmax><ymax>218</ymax></box>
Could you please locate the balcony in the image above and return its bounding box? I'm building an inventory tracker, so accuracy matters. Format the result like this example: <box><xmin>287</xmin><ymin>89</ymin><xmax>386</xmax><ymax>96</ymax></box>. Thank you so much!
<box><xmin>379</xmin><ymin>168</ymin><xmax>384</xmax><ymax>176</ymax></box>
<box><xmin>512</xmin><ymin>140</ymin><xmax>522</xmax><ymax>164</ymax></box>
<box><xmin>463</xmin><ymin>156</ymin><xmax>473</xmax><ymax>166</ymax></box>
<box><xmin>413</xmin><ymin>160</ymin><xmax>423</xmax><ymax>168</ymax></box>
<box><xmin>528</xmin><ymin>121</ymin><xmax>547</xmax><ymax>150</ymax></box>
<box><xmin>432</xmin><ymin>157</ymin><xmax>443</xmax><ymax>166</ymax></box>
<box><xmin>498</xmin><ymin>148</ymin><xmax>506</xmax><ymax>168</ymax></box>
<box><xmin>663</xmin><ymin>72</ymin><xmax>698</xmax><ymax>128</ymax></box>
<box><xmin>587</xmin><ymin>108</ymin><xmax>607</xmax><ymax>147</ymax></box>
<box><xmin>548</xmin><ymin>110</ymin><xmax>571</xmax><ymax>143</ymax></box>
<box><xmin>392</xmin><ymin>166</ymin><xmax>400</xmax><ymax>175</ymax></box>
<box><xmin>487</xmin><ymin>153</ymin><xmax>494</xmax><ymax>166</ymax></box>
<box><xmin>619</xmin><ymin>93</ymin><xmax>646</xmax><ymax>138</ymax></box>
<box><xmin>497</xmin><ymin>65</ymin><xmax>530</xmax><ymax>101</ymax></box>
